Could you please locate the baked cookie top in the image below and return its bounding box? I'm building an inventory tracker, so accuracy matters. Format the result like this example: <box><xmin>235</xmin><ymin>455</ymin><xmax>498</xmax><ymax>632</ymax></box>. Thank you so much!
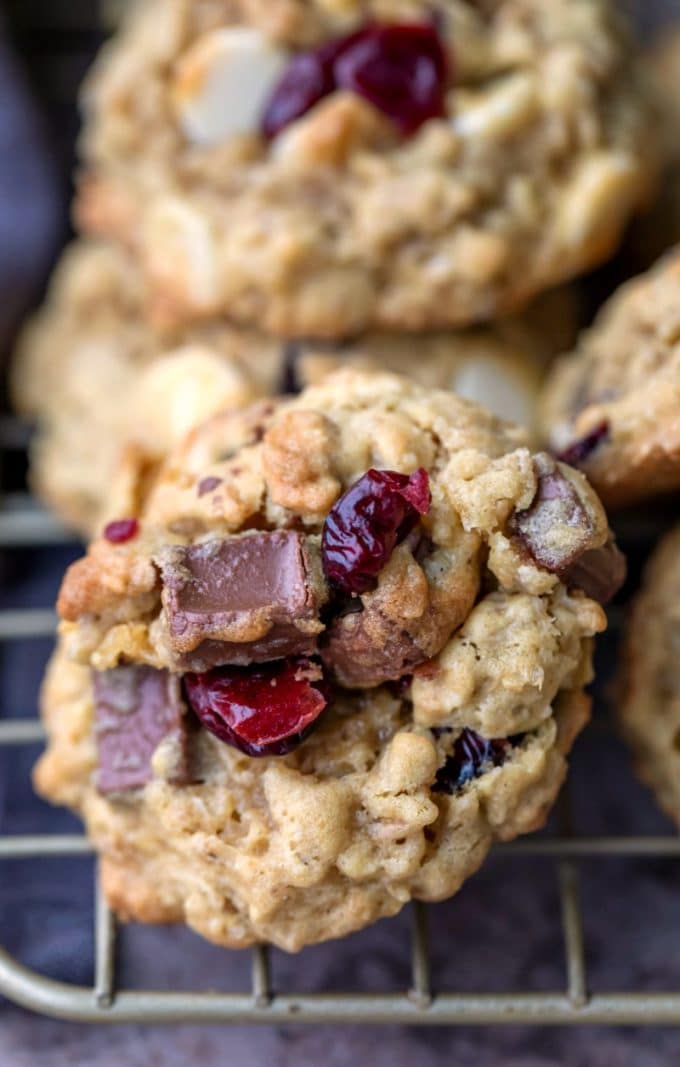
<box><xmin>13</xmin><ymin>241</ymin><xmax>572</xmax><ymax>536</ymax></box>
<box><xmin>540</xmin><ymin>248</ymin><xmax>680</xmax><ymax>509</ymax></box>
<box><xmin>620</xmin><ymin>525</ymin><xmax>680</xmax><ymax>828</ymax></box>
<box><xmin>76</xmin><ymin>0</ymin><xmax>657</xmax><ymax>337</ymax></box>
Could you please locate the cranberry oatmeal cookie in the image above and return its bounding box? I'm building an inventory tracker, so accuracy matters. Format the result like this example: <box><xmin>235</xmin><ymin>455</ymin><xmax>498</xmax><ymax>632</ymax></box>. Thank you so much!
<box><xmin>13</xmin><ymin>242</ymin><xmax>574</xmax><ymax>537</ymax></box>
<box><xmin>620</xmin><ymin>526</ymin><xmax>680</xmax><ymax>828</ymax></box>
<box><xmin>35</xmin><ymin>370</ymin><xmax>624</xmax><ymax>950</ymax></box>
<box><xmin>75</xmin><ymin>0</ymin><xmax>656</xmax><ymax>337</ymax></box>
<box><xmin>541</xmin><ymin>248</ymin><xmax>680</xmax><ymax>509</ymax></box>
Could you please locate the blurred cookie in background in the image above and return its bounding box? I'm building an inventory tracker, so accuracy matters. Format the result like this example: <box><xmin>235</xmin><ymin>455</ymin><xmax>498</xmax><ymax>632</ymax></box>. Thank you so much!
<box><xmin>74</xmin><ymin>0</ymin><xmax>658</xmax><ymax>338</ymax></box>
<box><xmin>620</xmin><ymin>524</ymin><xmax>680</xmax><ymax>828</ymax></box>
<box><xmin>11</xmin><ymin>242</ymin><xmax>286</xmax><ymax>536</ymax></box>
<box><xmin>541</xmin><ymin>247</ymin><xmax>680</xmax><ymax>509</ymax></box>
<box><xmin>627</xmin><ymin>29</ymin><xmax>680</xmax><ymax>268</ymax></box>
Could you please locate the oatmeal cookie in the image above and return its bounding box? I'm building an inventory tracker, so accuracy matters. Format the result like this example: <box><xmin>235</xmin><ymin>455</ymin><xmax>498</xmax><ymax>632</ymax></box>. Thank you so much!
<box><xmin>620</xmin><ymin>526</ymin><xmax>680</xmax><ymax>828</ymax></box>
<box><xmin>541</xmin><ymin>248</ymin><xmax>680</xmax><ymax>508</ymax></box>
<box><xmin>13</xmin><ymin>242</ymin><xmax>574</xmax><ymax>537</ymax></box>
<box><xmin>75</xmin><ymin>0</ymin><xmax>656</xmax><ymax>337</ymax></box>
<box><xmin>629</xmin><ymin>31</ymin><xmax>680</xmax><ymax>268</ymax></box>
<box><xmin>35</xmin><ymin>369</ymin><xmax>621</xmax><ymax>950</ymax></box>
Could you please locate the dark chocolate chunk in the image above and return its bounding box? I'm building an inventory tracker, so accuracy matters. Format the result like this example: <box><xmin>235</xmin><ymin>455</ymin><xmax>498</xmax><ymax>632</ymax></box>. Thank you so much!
<box><xmin>511</xmin><ymin>453</ymin><xmax>625</xmax><ymax>604</ymax></box>
<box><xmin>94</xmin><ymin>666</ymin><xmax>189</xmax><ymax>794</ymax></box>
<box><xmin>158</xmin><ymin>532</ymin><xmax>325</xmax><ymax>671</ymax></box>
<box><xmin>562</xmin><ymin>537</ymin><xmax>626</xmax><ymax>606</ymax></box>
<box><xmin>557</xmin><ymin>419</ymin><xmax>609</xmax><ymax>468</ymax></box>
<box><xmin>321</xmin><ymin>603</ymin><xmax>428</xmax><ymax>688</ymax></box>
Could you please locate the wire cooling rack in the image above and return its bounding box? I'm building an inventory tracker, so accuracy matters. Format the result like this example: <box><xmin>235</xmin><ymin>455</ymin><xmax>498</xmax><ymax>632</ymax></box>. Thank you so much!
<box><xmin>0</xmin><ymin>410</ymin><xmax>680</xmax><ymax>1026</ymax></box>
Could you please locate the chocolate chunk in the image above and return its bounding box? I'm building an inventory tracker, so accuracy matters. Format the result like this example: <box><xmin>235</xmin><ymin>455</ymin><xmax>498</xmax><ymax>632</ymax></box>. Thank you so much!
<box><xmin>94</xmin><ymin>666</ymin><xmax>189</xmax><ymax>794</ymax></box>
<box><xmin>158</xmin><ymin>532</ymin><xmax>325</xmax><ymax>671</ymax></box>
<box><xmin>321</xmin><ymin>603</ymin><xmax>427</xmax><ymax>688</ymax></box>
<box><xmin>511</xmin><ymin>453</ymin><xmax>625</xmax><ymax>604</ymax></box>
<box><xmin>557</xmin><ymin>419</ymin><xmax>609</xmax><ymax>468</ymax></box>
<box><xmin>562</xmin><ymin>537</ymin><xmax>626</xmax><ymax>606</ymax></box>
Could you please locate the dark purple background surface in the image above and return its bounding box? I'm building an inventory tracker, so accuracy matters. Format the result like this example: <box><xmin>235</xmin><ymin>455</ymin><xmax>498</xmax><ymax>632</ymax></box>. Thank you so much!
<box><xmin>2</xmin><ymin>2</ymin><xmax>680</xmax><ymax>1063</ymax></box>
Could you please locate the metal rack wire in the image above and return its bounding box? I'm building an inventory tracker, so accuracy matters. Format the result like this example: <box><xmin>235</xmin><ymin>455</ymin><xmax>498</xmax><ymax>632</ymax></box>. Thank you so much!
<box><xmin>0</xmin><ymin>410</ymin><xmax>679</xmax><ymax>1025</ymax></box>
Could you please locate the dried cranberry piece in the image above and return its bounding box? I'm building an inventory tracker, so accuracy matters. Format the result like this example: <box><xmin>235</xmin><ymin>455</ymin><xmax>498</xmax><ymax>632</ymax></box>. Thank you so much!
<box><xmin>103</xmin><ymin>518</ymin><xmax>139</xmax><ymax>544</ymax></box>
<box><xmin>557</xmin><ymin>420</ymin><xmax>609</xmax><ymax>468</ymax></box>
<box><xmin>432</xmin><ymin>727</ymin><xmax>510</xmax><ymax>794</ymax></box>
<box><xmin>322</xmin><ymin>468</ymin><xmax>431</xmax><ymax>595</ymax></box>
<box><xmin>261</xmin><ymin>36</ymin><xmax>351</xmax><ymax>139</ymax></box>
<box><xmin>261</xmin><ymin>22</ymin><xmax>448</xmax><ymax>139</ymax></box>
<box><xmin>335</xmin><ymin>23</ymin><xmax>448</xmax><ymax>134</ymax></box>
<box><xmin>184</xmin><ymin>658</ymin><xmax>328</xmax><ymax>757</ymax></box>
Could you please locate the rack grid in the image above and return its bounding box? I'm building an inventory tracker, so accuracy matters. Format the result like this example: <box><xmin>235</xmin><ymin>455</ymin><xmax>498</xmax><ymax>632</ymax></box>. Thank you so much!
<box><xmin>0</xmin><ymin>408</ymin><xmax>679</xmax><ymax>1026</ymax></box>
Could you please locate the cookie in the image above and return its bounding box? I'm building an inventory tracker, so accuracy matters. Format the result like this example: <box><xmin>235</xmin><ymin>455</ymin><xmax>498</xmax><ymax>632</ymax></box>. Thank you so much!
<box><xmin>75</xmin><ymin>0</ymin><xmax>657</xmax><ymax>337</ymax></box>
<box><xmin>620</xmin><ymin>526</ymin><xmax>680</xmax><ymax>828</ymax></box>
<box><xmin>12</xmin><ymin>242</ymin><xmax>286</xmax><ymax>535</ymax></box>
<box><xmin>540</xmin><ymin>248</ymin><xmax>680</xmax><ymax>509</ymax></box>
<box><xmin>13</xmin><ymin>241</ymin><xmax>574</xmax><ymax>536</ymax></box>
<box><xmin>295</xmin><ymin>285</ymin><xmax>578</xmax><ymax>423</ymax></box>
<box><xmin>629</xmin><ymin>31</ymin><xmax>680</xmax><ymax>268</ymax></box>
<box><xmin>35</xmin><ymin>369</ymin><xmax>621</xmax><ymax>950</ymax></box>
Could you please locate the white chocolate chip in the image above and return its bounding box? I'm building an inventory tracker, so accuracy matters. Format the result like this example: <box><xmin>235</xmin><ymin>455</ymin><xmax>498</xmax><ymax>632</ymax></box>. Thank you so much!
<box><xmin>452</xmin><ymin>73</ymin><xmax>540</xmax><ymax>142</ymax></box>
<box><xmin>173</xmin><ymin>28</ymin><xmax>287</xmax><ymax>145</ymax></box>
<box><xmin>453</xmin><ymin>356</ymin><xmax>535</xmax><ymax>429</ymax></box>
<box><xmin>553</xmin><ymin>152</ymin><xmax>639</xmax><ymax>251</ymax></box>
<box><xmin>136</xmin><ymin>347</ymin><xmax>255</xmax><ymax>450</ymax></box>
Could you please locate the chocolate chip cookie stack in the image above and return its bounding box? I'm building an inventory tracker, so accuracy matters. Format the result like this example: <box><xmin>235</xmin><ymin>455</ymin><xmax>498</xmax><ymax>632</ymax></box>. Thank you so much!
<box><xmin>13</xmin><ymin>0</ymin><xmax>672</xmax><ymax>949</ymax></box>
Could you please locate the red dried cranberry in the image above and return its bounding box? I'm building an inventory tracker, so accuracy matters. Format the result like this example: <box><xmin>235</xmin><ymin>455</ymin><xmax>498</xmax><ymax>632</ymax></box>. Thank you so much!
<box><xmin>432</xmin><ymin>728</ymin><xmax>510</xmax><ymax>794</ymax></box>
<box><xmin>103</xmin><ymin>518</ymin><xmax>139</xmax><ymax>544</ymax></box>
<box><xmin>557</xmin><ymin>420</ymin><xmax>609</xmax><ymax>468</ymax></box>
<box><xmin>261</xmin><ymin>36</ymin><xmax>349</xmax><ymax>139</ymax></box>
<box><xmin>335</xmin><ymin>23</ymin><xmax>448</xmax><ymax>134</ymax></box>
<box><xmin>261</xmin><ymin>22</ymin><xmax>448</xmax><ymax>139</ymax></box>
<box><xmin>322</xmin><ymin>468</ymin><xmax>431</xmax><ymax>595</ymax></box>
<box><xmin>184</xmin><ymin>658</ymin><xmax>328</xmax><ymax>757</ymax></box>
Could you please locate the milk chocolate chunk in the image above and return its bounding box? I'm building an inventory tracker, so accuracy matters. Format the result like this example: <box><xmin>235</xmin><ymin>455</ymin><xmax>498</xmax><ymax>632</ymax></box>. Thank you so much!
<box><xmin>94</xmin><ymin>666</ymin><xmax>189</xmax><ymax>794</ymax></box>
<box><xmin>158</xmin><ymin>532</ymin><xmax>326</xmax><ymax>671</ymax></box>
<box><xmin>321</xmin><ymin>604</ymin><xmax>427</xmax><ymax>688</ymax></box>
<box><xmin>512</xmin><ymin>453</ymin><xmax>625</xmax><ymax>604</ymax></box>
<box><xmin>562</xmin><ymin>537</ymin><xmax>627</xmax><ymax>606</ymax></box>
